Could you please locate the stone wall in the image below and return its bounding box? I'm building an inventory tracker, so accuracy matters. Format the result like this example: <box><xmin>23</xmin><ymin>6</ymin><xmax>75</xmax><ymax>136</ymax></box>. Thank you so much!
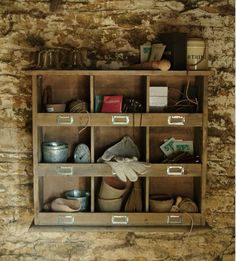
<box><xmin>0</xmin><ymin>0</ymin><xmax>234</xmax><ymax>260</ymax></box>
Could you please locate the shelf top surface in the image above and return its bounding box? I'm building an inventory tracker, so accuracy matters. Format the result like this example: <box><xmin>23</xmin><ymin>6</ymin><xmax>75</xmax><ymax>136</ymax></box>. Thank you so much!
<box><xmin>25</xmin><ymin>69</ymin><xmax>212</xmax><ymax>76</ymax></box>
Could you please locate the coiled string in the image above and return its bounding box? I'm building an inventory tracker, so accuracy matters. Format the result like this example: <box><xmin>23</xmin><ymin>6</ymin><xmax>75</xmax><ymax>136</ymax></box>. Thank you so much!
<box><xmin>68</xmin><ymin>99</ymin><xmax>90</xmax><ymax>137</ymax></box>
<box><xmin>78</xmin><ymin>110</ymin><xmax>90</xmax><ymax>136</ymax></box>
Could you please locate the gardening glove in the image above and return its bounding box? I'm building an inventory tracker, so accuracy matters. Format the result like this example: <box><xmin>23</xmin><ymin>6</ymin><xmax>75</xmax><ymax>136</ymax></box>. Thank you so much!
<box><xmin>97</xmin><ymin>136</ymin><xmax>140</xmax><ymax>162</ymax></box>
<box><xmin>106</xmin><ymin>156</ymin><xmax>150</xmax><ymax>182</ymax></box>
<box><xmin>106</xmin><ymin>161</ymin><xmax>128</xmax><ymax>182</ymax></box>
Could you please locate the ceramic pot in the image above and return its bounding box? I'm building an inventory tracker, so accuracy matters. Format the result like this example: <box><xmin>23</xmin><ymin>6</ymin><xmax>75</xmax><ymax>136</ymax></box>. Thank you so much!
<box><xmin>99</xmin><ymin>177</ymin><xmax>127</xmax><ymax>199</ymax></box>
<box><xmin>149</xmin><ymin>195</ymin><xmax>174</xmax><ymax>213</ymax></box>
<box><xmin>98</xmin><ymin>197</ymin><xmax>122</xmax><ymax>212</ymax></box>
<box><xmin>50</xmin><ymin>198</ymin><xmax>81</xmax><ymax>212</ymax></box>
<box><xmin>187</xmin><ymin>38</ymin><xmax>208</xmax><ymax>70</ymax></box>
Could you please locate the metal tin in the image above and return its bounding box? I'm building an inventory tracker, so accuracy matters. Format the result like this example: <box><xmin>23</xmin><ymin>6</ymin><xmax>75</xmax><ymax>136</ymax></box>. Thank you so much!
<box><xmin>187</xmin><ymin>38</ymin><xmax>208</xmax><ymax>70</ymax></box>
<box><xmin>64</xmin><ymin>190</ymin><xmax>90</xmax><ymax>212</ymax></box>
<box><xmin>46</xmin><ymin>104</ymin><xmax>66</xmax><ymax>113</ymax></box>
<box><xmin>42</xmin><ymin>141</ymin><xmax>68</xmax><ymax>163</ymax></box>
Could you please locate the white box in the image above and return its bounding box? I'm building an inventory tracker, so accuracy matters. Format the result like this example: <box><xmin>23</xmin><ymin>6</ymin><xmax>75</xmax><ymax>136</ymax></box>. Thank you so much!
<box><xmin>149</xmin><ymin>106</ymin><xmax>165</xmax><ymax>112</ymax></box>
<box><xmin>150</xmin><ymin>86</ymin><xmax>168</xmax><ymax>97</ymax></box>
<box><xmin>149</xmin><ymin>96</ymin><xmax>168</xmax><ymax>107</ymax></box>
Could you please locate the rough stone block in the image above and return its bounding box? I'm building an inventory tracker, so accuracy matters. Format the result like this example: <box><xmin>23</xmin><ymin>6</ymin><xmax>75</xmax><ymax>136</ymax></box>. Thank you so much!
<box><xmin>0</xmin><ymin>128</ymin><xmax>32</xmax><ymax>154</ymax></box>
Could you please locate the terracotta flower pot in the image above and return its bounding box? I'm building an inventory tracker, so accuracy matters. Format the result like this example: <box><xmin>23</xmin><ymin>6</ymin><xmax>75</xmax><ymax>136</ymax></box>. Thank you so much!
<box><xmin>149</xmin><ymin>195</ymin><xmax>174</xmax><ymax>213</ymax></box>
<box><xmin>98</xmin><ymin>197</ymin><xmax>122</xmax><ymax>212</ymax></box>
<box><xmin>99</xmin><ymin>177</ymin><xmax>127</xmax><ymax>199</ymax></box>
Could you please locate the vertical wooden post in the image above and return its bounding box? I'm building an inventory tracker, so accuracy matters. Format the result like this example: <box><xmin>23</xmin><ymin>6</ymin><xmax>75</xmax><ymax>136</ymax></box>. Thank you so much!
<box><xmin>201</xmin><ymin>76</ymin><xmax>208</xmax><ymax>225</ymax></box>
<box><xmin>145</xmin><ymin>75</ymin><xmax>150</xmax><ymax>212</ymax></box>
<box><xmin>32</xmin><ymin>75</ymin><xmax>39</xmax><ymax>224</ymax></box>
<box><xmin>90</xmin><ymin>75</ymin><xmax>95</xmax><ymax>212</ymax></box>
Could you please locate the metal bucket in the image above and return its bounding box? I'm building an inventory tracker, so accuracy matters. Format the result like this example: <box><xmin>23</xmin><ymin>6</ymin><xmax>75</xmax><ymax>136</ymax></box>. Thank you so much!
<box><xmin>42</xmin><ymin>141</ymin><xmax>68</xmax><ymax>163</ymax></box>
<box><xmin>64</xmin><ymin>190</ymin><xmax>90</xmax><ymax>212</ymax></box>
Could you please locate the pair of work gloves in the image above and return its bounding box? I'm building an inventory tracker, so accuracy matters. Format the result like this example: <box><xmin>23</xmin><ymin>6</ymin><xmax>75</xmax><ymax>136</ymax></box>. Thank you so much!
<box><xmin>98</xmin><ymin>136</ymin><xmax>150</xmax><ymax>182</ymax></box>
<box><xmin>106</xmin><ymin>156</ymin><xmax>149</xmax><ymax>182</ymax></box>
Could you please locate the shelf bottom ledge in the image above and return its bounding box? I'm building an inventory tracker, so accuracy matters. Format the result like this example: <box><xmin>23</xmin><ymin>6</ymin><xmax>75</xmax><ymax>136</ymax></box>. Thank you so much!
<box><xmin>29</xmin><ymin>222</ymin><xmax>211</xmax><ymax>233</ymax></box>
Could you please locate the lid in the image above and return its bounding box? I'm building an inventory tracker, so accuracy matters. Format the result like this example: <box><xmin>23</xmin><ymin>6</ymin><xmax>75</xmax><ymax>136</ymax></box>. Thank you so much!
<box><xmin>42</xmin><ymin>141</ymin><xmax>68</xmax><ymax>149</ymax></box>
<box><xmin>187</xmin><ymin>38</ymin><xmax>206</xmax><ymax>47</ymax></box>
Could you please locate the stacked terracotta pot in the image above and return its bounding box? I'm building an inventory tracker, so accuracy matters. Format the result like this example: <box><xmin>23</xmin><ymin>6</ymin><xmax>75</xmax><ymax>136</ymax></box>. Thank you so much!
<box><xmin>98</xmin><ymin>177</ymin><xmax>127</xmax><ymax>212</ymax></box>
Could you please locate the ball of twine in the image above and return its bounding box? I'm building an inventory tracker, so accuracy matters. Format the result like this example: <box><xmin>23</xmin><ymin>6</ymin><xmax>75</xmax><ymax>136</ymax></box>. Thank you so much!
<box><xmin>68</xmin><ymin>99</ymin><xmax>88</xmax><ymax>112</ymax></box>
<box><xmin>178</xmin><ymin>198</ymin><xmax>198</xmax><ymax>213</ymax></box>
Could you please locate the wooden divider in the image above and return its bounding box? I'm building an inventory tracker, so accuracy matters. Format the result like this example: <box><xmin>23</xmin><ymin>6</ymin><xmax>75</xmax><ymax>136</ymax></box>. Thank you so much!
<box><xmin>90</xmin><ymin>75</ymin><xmax>95</xmax><ymax>212</ymax></box>
<box><xmin>201</xmin><ymin>76</ymin><xmax>208</xmax><ymax>224</ymax></box>
<box><xmin>145</xmin><ymin>76</ymin><xmax>150</xmax><ymax>212</ymax></box>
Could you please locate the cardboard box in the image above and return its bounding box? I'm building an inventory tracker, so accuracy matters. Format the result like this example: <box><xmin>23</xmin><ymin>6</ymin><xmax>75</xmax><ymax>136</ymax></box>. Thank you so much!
<box><xmin>149</xmin><ymin>106</ymin><xmax>166</xmax><ymax>112</ymax></box>
<box><xmin>150</xmin><ymin>86</ymin><xmax>168</xmax><ymax>96</ymax></box>
<box><xmin>149</xmin><ymin>96</ymin><xmax>168</xmax><ymax>107</ymax></box>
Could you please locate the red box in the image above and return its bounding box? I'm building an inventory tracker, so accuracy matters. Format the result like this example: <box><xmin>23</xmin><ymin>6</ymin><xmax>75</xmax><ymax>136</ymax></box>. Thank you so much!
<box><xmin>101</xmin><ymin>96</ymin><xmax>123</xmax><ymax>113</ymax></box>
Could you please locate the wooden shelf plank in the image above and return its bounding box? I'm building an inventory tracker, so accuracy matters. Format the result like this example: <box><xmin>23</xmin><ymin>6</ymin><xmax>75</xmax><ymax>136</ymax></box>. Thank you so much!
<box><xmin>29</xmin><ymin>222</ymin><xmax>211</xmax><ymax>232</ymax></box>
<box><xmin>34</xmin><ymin>212</ymin><xmax>204</xmax><ymax>226</ymax></box>
<box><xmin>37</xmin><ymin>113</ymin><xmax>203</xmax><ymax>127</ymax></box>
<box><xmin>37</xmin><ymin>163</ymin><xmax>202</xmax><ymax>177</ymax></box>
<box><xmin>26</xmin><ymin>70</ymin><xmax>212</xmax><ymax>77</ymax></box>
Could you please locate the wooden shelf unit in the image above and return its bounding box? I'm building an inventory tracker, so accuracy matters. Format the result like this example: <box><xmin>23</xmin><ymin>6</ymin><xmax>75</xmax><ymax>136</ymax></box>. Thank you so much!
<box><xmin>29</xmin><ymin>70</ymin><xmax>210</xmax><ymax>230</ymax></box>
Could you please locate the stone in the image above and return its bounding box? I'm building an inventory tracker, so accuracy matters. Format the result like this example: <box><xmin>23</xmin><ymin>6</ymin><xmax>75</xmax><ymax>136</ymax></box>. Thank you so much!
<box><xmin>0</xmin><ymin>0</ymin><xmax>234</xmax><ymax>260</ymax></box>
<box><xmin>0</xmin><ymin>128</ymin><xmax>32</xmax><ymax>154</ymax></box>
<box><xmin>166</xmin><ymin>1</ymin><xmax>185</xmax><ymax>12</ymax></box>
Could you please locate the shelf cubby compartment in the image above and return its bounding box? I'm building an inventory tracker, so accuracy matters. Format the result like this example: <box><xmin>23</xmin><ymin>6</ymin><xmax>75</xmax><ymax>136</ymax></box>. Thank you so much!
<box><xmin>149</xmin><ymin>75</ymin><xmax>204</xmax><ymax>113</ymax></box>
<box><xmin>149</xmin><ymin>127</ymin><xmax>203</xmax><ymax>163</ymax></box>
<box><xmin>93</xmin><ymin>75</ymin><xmax>147</xmax><ymax>112</ymax></box>
<box><xmin>38</xmin><ymin>126</ymin><xmax>91</xmax><ymax>163</ymax></box>
<box><xmin>94</xmin><ymin>177</ymin><xmax>146</xmax><ymax>213</ymax></box>
<box><xmin>94</xmin><ymin>127</ymin><xmax>146</xmax><ymax>162</ymax></box>
<box><xmin>38</xmin><ymin>176</ymin><xmax>91</xmax><ymax>213</ymax></box>
<box><xmin>149</xmin><ymin>177</ymin><xmax>201</xmax><ymax>214</ymax></box>
<box><xmin>37</xmin><ymin>75</ymin><xmax>90</xmax><ymax>112</ymax></box>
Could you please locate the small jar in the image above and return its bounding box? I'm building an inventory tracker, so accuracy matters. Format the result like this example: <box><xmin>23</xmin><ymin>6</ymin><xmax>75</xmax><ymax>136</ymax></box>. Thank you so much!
<box><xmin>42</xmin><ymin>141</ymin><xmax>68</xmax><ymax>163</ymax></box>
<box><xmin>187</xmin><ymin>38</ymin><xmax>208</xmax><ymax>70</ymax></box>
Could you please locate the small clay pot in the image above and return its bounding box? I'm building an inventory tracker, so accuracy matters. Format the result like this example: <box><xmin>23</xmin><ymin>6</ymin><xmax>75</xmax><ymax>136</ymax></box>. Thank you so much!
<box><xmin>51</xmin><ymin>198</ymin><xmax>81</xmax><ymax>212</ymax></box>
<box><xmin>149</xmin><ymin>195</ymin><xmax>174</xmax><ymax>213</ymax></box>
<box><xmin>98</xmin><ymin>197</ymin><xmax>122</xmax><ymax>212</ymax></box>
<box><xmin>99</xmin><ymin>177</ymin><xmax>127</xmax><ymax>199</ymax></box>
<box><xmin>104</xmin><ymin>176</ymin><xmax>126</xmax><ymax>189</ymax></box>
